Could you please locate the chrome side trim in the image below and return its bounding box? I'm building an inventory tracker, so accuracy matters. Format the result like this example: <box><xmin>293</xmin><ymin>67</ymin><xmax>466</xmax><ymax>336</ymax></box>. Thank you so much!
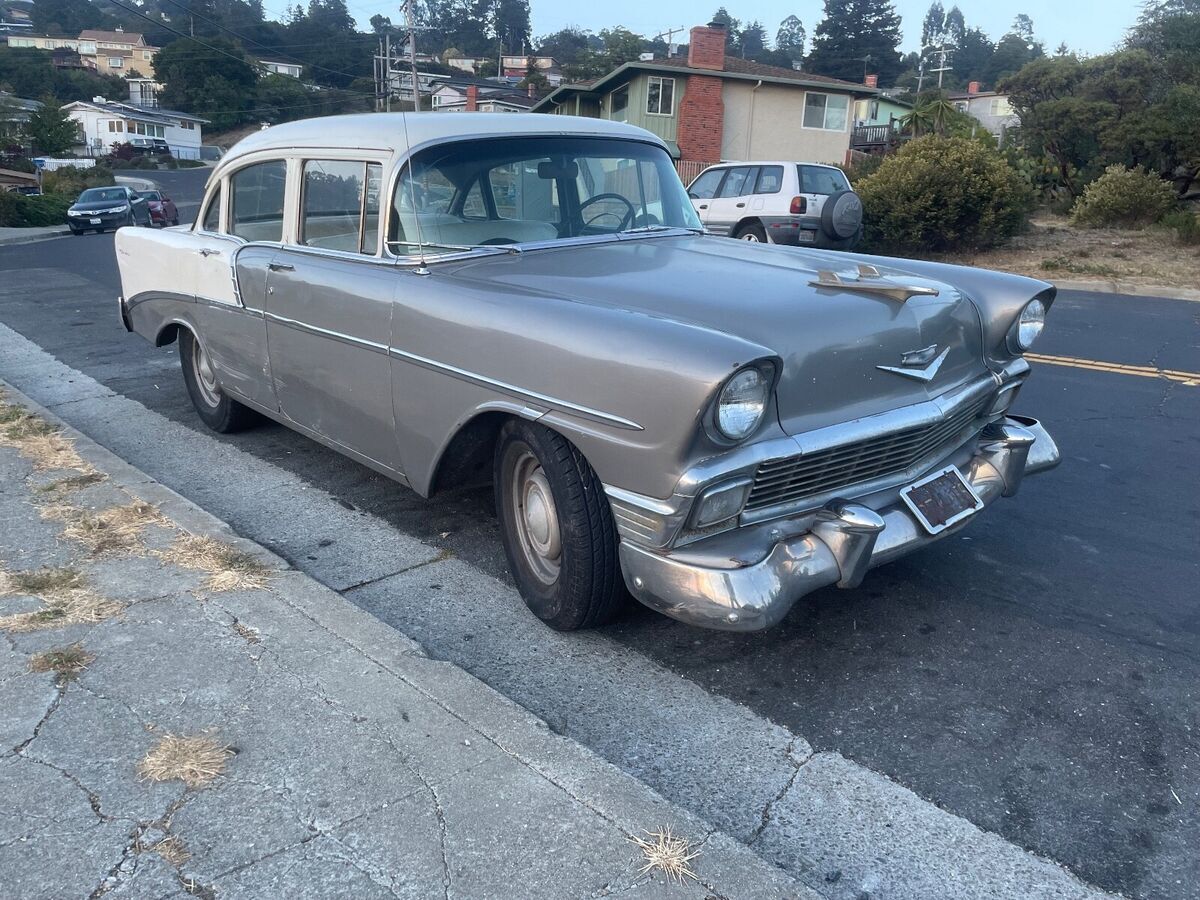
<box><xmin>264</xmin><ymin>311</ymin><xmax>389</xmax><ymax>354</ymax></box>
<box><xmin>388</xmin><ymin>346</ymin><xmax>644</xmax><ymax>431</ymax></box>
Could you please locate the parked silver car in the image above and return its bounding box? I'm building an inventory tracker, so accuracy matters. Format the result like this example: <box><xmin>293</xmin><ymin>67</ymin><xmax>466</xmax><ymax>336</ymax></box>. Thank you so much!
<box><xmin>114</xmin><ymin>113</ymin><xmax>1059</xmax><ymax>632</ymax></box>
<box><xmin>687</xmin><ymin>160</ymin><xmax>863</xmax><ymax>249</ymax></box>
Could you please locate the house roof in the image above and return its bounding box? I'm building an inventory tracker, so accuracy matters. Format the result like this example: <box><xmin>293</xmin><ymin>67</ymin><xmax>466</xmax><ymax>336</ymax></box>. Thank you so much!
<box><xmin>948</xmin><ymin>90</ymin><xmax>1007</xmax><ymax>100</ymax></box>
<box><xmin>531</xmin><ymin>56</ymin><xmax>876</xmax><ymax>112</ymax></box>
<box><xmin>79</xmin><ymin>29</ymin><xmax>145</xmax><ymax>45</ymax></box>
<box><xmin>64</xmin><ymin>99</ymin><xmax>209</xmax><ymax>125</ymax></box>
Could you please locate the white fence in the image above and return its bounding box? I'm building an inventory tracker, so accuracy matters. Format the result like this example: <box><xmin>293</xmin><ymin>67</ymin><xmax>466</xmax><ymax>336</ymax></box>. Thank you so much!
<box><xmin>33</xmin><ymin>157</ymin><xmax>97</xmax><ymax>173</ymax></box>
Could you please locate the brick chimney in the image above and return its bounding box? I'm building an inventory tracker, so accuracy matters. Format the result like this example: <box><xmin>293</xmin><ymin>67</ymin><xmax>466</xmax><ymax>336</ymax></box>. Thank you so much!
<box><xmin>968</xmin><ymin>81</ymin><xmax>981</xmax><ymax>95</ymax></box>
<box><xmin>688</xmin><ymin>21</ymin><xmax>726</xmax><ymax>71</ymax></box>
<box><xmin>465</xmin><ymin>84</ymin><xmax>478</xmax><ymax>112</ymax></box>
<box><xmin>865</xmin><ymin>74</ymin><xmax>878</xmax><ymax>88</ymax></box>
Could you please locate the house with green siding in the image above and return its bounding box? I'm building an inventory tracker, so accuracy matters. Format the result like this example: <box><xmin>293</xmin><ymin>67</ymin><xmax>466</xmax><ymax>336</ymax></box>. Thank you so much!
<box><xmin>531</xmin><ymin>22</ymin><xmax>875</xmax><ymax>177</ymax></box>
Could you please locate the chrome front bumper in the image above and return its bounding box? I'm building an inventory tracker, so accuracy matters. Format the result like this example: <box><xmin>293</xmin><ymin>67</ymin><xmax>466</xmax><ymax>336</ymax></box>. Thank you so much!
<box><xmin>618</xmin><ymin>416</ymin><xmax>1059</xmax><ymax>631</ymax></box>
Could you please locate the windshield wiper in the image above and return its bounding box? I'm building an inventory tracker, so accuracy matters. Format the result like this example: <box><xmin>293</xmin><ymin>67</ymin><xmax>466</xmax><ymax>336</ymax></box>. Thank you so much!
<box><xmin>619</xmin><ymin>225</ymin><xmax>703</xmax><ymax>236</ymax></box>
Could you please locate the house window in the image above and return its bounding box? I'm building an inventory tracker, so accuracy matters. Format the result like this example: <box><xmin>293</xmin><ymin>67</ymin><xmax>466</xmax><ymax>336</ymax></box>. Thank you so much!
<box><xmin>646</xmin><ymin>76</ymin><xmax>675</xmax><ymax>116</ymax></box>
<box><xmin>143</xmin><ymin>50</ymin><xmax>153</xmax><ymax>60</ymax></box>
<box><xmin>989</xmin><ymin>97</ymin><xmax>1012</xmax><ymax>116</ymax></box>
<box><xmin>802</xmin><ymin>92</ymin><xmax>849</xmax><ymax>130</ymax></box>
<box><xmin>181</xmin><ymin>121</ymin><xmax>195</xmax><ymax>130</ymax></box>
<box><xmin>107</xmin><ymin>120</ymin><xmax>124</xmax><ymax>133</ymax></box>
<box><xmin>108</xmin><ymin>57</ymin><xmax>123</xmax><ymax>68</ymax></box>
<box><xmin>610</xmin><ymin>86</ymin><xmax>629</xmax><ymax>120</ymax></box>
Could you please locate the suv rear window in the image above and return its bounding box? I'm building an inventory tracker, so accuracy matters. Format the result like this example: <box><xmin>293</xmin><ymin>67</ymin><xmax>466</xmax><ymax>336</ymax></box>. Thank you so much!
<box><xmin>797</xmin><ymin>165</ymin><xmax>850</xmax><ymax>195</ymax></box>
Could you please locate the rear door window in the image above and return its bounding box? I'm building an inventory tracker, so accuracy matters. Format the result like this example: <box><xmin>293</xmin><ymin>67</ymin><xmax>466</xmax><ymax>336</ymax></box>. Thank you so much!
<box><xmin>754</xmin><ymin>166</ymin><xmax>784</xmax><ymax>194</ymax></box>
<box><xmin>300</xmin><ymin>159</ymin><xmax>383</xmax><ymax>255</ymax></box>
<box><xmin>231</xmin><ymin>160</ymin><xmax>287</xmax><ymax>242</ymax></box>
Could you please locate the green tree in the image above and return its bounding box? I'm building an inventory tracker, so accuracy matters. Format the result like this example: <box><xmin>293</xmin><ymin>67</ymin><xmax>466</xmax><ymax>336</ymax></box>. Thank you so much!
<box><xmin>952</xmin><ymin>27</ymin><xmax>994</xmax><ymax>84</ymax></box>
<box><xmin>598</xmin><ymin>27</ymin><xmax>646</xmax><ymax>70</ymax></box>
<box><xmin>30</xmin><ymin>0</ymin><xmax>105</xmax><ymax>34</ymax></box>
<box><xmin>710</xmin><ymin>7</ymin><xmax>743</xmax><ymax>56</ymax></box>
<box><xmin>24</xmin><ymin>97</ymin><xmax>78</xmax><ymax>155</ymax></box>
<box><xmin>921</xmin><ymin>1</ymin><xmax>946</xmax><ymax>47</ymax></box>
<box><xmin>739</xmin><ymin>21</ymin><xmax>767</xmax><ymax>58</ymax></box>
<box><xmin>154</xmin><ymin>38</ymin><xmax>258</xmax><ymax>130</ymax></box>
<box><xmin>775</xmin><ymin>15</ymin><xmax>806</xmax><ymax>61</ymax></box>
<box><xmin>494</xmin><ymin>0</ymin><xmax>530</xmax><ymax>53</ymax></box>
<box><xmin>807</xmin><ymin>0</ymin><xmax>904</xmax><ymax>85</ymax></box>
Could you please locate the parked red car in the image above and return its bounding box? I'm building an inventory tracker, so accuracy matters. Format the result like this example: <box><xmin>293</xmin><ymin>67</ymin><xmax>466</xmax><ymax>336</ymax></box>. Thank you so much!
<box><xmin>136</xmin><ymin>190</ymin><xmax>180</xmax><ymax>227</ymax></box>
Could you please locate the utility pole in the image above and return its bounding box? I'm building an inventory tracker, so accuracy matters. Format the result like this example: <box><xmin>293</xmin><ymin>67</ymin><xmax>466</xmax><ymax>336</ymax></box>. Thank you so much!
<box><xmin>385</xmin><ymin>32</ymin><xmax>392</xmax><ymax>112</ymax></box>
<box><xmin>930</xmin><ymin>42</ymin><xmax>952</xmax><ymax>89</ymax></box>
<box><xmin>399</xmin><ymin>0</ymin><xmax>424</xmax><ymax>112</ymax></box>
<box><xmin>653</xmin><ymin>26</ymin><xmax>687</xmax><ymax>58</ymax></box>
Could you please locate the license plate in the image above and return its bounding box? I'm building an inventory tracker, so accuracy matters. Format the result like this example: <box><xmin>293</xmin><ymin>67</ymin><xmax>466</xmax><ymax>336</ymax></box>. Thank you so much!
<box><xmin>90</xmin><ymin>218</ymin><xmax>102</xmax><ymax>224</ymax></box>
<box><xmin>900</xmin><ymin>465</ymin><xmax>983</xmax><ymax>535</ymax></box>
<box><xmin>798</xmin><ymin>231</ymin><xmax>815</xmax><ymax>242</ymax></box>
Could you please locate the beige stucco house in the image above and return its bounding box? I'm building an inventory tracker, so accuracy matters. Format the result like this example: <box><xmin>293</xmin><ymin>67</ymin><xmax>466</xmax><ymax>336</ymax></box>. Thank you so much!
<box><xmin>531</xmin><ymin>22</ymin><xmax>875</xmax><ymax>176</ymax></box>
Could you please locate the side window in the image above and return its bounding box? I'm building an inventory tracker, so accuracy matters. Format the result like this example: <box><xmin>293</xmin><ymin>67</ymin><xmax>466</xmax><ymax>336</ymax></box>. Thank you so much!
<box><xmin>460</xmin><ymin>180</ymin><xmax>486</xmax><ymax>218</ymax></box>
<box><xmin>754</xmin><ymin>166</ymin><xmax>784</xmax><ymax>194</ymax></box>
<box><xmin>688</xmin><ymin>168</ymin><xmax>724</xmax><ymax>200</ymax></box>
<box><xmin>201</xmin><ymin>185</ymin><xmax>222</xmax><ymax>232</ymax></box>
<box><xmin>716</xmin><ymin>166</ymin><xmax>756</xmax><ymax>199</ymax></box>
<box><xmin>230</xmin><ymin>160</ymin><xmax>287</xmax><ymax>242</ymax></box>
<box><xmin>300</xmin><ymin>159</ymin><xmax>382</xmax><ymax>255</ymax></box>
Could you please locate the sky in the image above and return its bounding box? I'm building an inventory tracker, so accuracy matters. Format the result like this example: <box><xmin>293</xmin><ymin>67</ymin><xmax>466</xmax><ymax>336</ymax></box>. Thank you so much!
<box><xmin>329</xmin><ymin>0</ymin><xmax>1140</xmax><ymax>59</ymax></box>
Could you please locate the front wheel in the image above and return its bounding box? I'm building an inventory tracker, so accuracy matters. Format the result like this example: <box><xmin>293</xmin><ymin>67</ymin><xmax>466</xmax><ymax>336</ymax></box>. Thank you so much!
<box><xmin>495</xmin><ymin>420</ymin><xmax>627</xmax><ymax>630</ymax></box>
<box><xmin>735</xmin><ymin>222</ymin><xmax>768</xmax><ymax>243</ymax></box>
<box><xmin>178</xmin><ymin>330</ymin><xmax>259</xmax><ymax>433</ymax></box>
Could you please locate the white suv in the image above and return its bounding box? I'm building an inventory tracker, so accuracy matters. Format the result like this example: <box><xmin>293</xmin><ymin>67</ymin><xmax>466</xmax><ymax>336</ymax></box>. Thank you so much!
<box><xmin>686</xmin><ymin>161</ymin><xmax>864</xmax><ymax>250</ymax></box>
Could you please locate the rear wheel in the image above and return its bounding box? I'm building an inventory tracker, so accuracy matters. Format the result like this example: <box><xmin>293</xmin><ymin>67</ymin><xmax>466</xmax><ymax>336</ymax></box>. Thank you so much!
<box><xmin>735</xmin><ymin>222</ymin><xmax>767</xmax><ymax>243</ymax></box>
<box><xmin>178</xmin><ymin>330</ymin><xmax>259</xmax><ymax>433</ymax></box>
<box><xmin>495</xmin><ymin>419</ymin><xmax>627</xmax><ymax>630</ymax></box>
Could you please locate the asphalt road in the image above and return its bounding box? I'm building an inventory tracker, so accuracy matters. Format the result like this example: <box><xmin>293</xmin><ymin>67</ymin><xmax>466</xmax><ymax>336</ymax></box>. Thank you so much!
<box><xmin>1</xmin><ymin>167</ymin><xmax>1197</xmax><ymax>898</ymax></box>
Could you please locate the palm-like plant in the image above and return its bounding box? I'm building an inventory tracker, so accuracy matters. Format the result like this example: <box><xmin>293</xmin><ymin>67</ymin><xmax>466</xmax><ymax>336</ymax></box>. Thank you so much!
<box><xmin>901</xmin><ymin>98</ymin><xmax>959</xmax><ymax>137</ymax></box>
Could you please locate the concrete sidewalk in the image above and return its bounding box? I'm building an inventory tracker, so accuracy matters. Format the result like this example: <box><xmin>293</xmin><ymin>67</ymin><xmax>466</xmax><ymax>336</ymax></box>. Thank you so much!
<box><xmin>0</xmin><ymin>382</ymin><xmax>810</xmax><ymax>900</ymax></box>
<box><xmin>0</xmin><ymin>225</ymin><xmax>70</xmax><ymax>246</ymax></box>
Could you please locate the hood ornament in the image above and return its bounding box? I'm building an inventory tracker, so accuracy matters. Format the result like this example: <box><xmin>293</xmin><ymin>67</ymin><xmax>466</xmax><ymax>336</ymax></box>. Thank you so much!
<box><xmin>810</xmin><ymin>265</ymin><xmax>940</xmax><ymax>303</ymax></box>
<box><xmin>877</xmin><ymin>345</ymin><xmax>950</xmax><ymax>382</ymax></box>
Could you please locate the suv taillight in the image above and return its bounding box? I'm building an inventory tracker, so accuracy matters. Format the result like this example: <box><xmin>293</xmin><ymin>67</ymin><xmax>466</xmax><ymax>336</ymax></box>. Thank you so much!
<box><xmin>790</xmin><ymin>196</ymin><xmax>807</xmax><ymax>214</ymax></box>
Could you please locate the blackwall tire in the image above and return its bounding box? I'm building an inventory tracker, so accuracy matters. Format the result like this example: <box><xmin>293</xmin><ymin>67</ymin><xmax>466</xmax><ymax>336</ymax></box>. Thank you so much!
<box><xmin>735</xmin><ymin>222</ymin><xmax>768</xmax><ymax>243</ymax></box>
<box><xmin>494</xmin><ymin>419</ymin><xmax>627</xmax><ymax>631</ymax></box>
<box><xmin>178</xmin><ymin>330</ymin><xmax>259</xmax><ymax>433</ymax></box>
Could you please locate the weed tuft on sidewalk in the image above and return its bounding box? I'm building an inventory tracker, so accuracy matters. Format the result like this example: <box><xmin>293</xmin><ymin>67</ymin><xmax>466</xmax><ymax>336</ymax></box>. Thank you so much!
<box><xmin>29</xmin><ymin>643</ymin><xmax>95</xmax><ymax>684</ymax></box>
<box><xmin>160</xmin><ymin>535</ymin><xmax>272</xmax><ymax>592</ymax></box>
<box><xmin>629</xmin><ymin>826</ymin><xmax>700</xmax><ymax>885</ymax></box>
<box><xmin>0</xmin><ymin>566</ymin><xmax>123</xmax><ymax>632</ymax></box>
<box><xmin>137</xmin><ymin>733</ymin><xmax>233</xmax><ymax>788</ymax></box>
<box><xmin>45</xmin><ymin>500</ymin><xmax>165</xmax><ymax>555</ymax></box>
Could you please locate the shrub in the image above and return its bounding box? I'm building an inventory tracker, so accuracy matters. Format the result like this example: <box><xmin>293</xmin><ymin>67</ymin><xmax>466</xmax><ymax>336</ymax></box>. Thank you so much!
<box><xmin>0</xmin><ymin>192</ymin><xmax>72</xmax><ymax>227</ymax></box>
<box><xmin>1161</xmin><ymin>209</ymin><xmax>1200</xmax><ymax>246</ymax></box>
<box><xmin>132</xmin><ymin>156</ymin><xmax>157</xmax><ymax>170</ymax></box>
<box><xmin>839</xmin><ymin>153</ymin><xmax>884</xmax><ymax>187</ymax></box>
<box><xmin>856</xmin><ymin>136</ymin><xmax>1032</xmax><ymax>253</ymax></box>
<box><xmin>1070</xmin><ymin>165</ymin><xmax>1178</xmax><ymax>229</ymax></box>
<box><xmin>176</xmin><ymin>158</ymin><xmax>206</xmax><ymax>168</ymax></box>
<box><xmin>40</xmin><ymin>165</ymin><xmax>116</xmax><ymax>196</ymax></box>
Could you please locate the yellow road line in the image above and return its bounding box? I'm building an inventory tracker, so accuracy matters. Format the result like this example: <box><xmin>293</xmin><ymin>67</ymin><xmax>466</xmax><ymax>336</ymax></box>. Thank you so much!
<box><xmin>1026</xmin><ymin>353</ymin><xmax>1200</xmax><ymax>386</ymax></box>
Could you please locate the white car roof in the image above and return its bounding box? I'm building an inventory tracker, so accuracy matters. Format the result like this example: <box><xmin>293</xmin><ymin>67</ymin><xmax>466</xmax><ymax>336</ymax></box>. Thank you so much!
<box><xmin>215</xmin><ymin>112</ymin><xmax>664</xmax><ymax>173</ymax></box>
<box><xmin>706</xmin><ymin>160</ymin><xmax>841</xmax><ymax>169</ymax></box>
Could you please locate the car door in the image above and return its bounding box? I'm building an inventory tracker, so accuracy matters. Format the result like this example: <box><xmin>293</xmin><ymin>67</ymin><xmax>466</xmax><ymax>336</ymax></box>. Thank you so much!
<box><xmin>703</xmin><ymin>166</ymin><xmax>758</xmax><ymax>236</ymax></box>
<box><xmin>687</xmin><ymin>166</ymin><xmax>726</xmax><ymax>229</ymax></box>
<box><xmin>190</xmin><ymin>168</ymin><xmax>274</xmax><ymax>410</ymax></box>
<box><xmin>262</xmin><ymin>158</ymin><xmax>400</xmax><ymax>471</ymax></box>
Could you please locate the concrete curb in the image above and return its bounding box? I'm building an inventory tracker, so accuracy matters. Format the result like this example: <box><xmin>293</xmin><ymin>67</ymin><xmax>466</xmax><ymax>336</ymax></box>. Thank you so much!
<box><xmin>0</xmin><ymin>226</ymin><xmax>71</xmax><ymax>246</ymax></box>
<box><xmin>1050</xmin><ymin>279</ymin><xmax>1200</xmax><ymax>302</ymax></box>
<box><xmin>0</xmin><ymin>377</ymin><xmax>814</xmax><ymax>899</ymax></box>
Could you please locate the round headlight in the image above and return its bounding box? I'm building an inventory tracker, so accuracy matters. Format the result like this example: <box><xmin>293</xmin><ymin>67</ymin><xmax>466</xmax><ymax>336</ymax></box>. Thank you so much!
<box><xmin>716</xmin><ymin>367</ymin><xmax>770</xmax><ymax>441</ymax></box>
<box><xmin>1015</xmin><ymin>298</ymin><xmax>1045</xmax><ymax>351</ymax></box>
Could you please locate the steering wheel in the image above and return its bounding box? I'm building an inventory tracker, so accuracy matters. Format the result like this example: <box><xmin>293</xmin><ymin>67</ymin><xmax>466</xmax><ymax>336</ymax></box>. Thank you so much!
<box><xmin>579</xmin><ymin>193</ymin><xmax>637</xmax><ymax>231</ymax></box>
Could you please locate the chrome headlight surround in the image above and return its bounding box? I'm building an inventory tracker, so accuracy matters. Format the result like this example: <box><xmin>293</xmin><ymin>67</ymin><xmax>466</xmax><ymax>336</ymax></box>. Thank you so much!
<box><xmin>1007</xmin><ymin>297</ymin><xmax>1046</xmax><ymax>354</ymax></box>
<box><xmin>710</xmin><ymin>362</ymin><xmax>776</xmax><ymax>444</ymax></box>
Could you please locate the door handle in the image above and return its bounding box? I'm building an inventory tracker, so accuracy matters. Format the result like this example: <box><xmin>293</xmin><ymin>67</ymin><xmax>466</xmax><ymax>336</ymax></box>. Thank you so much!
<box><xmin>198</xmin><ymin>248</ymin><xmax>219</xmax><ymax>256</ymax></box>
<box><xmin>268</xmin><ymin>262</ymin><xmax>295</xmax><ymax>272</ymax></box>
<box><xmin>736</xmin><ymin>202</ymin><xmax>746</xmax><ymax>208</ymax></box>
<box><xmin>698</xmin><ymin>204</ymin><xmax>708</xmax><ymax>210</ymax></box>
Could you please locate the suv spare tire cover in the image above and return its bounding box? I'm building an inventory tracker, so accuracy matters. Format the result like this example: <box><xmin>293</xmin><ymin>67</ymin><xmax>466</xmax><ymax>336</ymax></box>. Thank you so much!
<box><xmin>821</xmin><ymin>190</ymin><xmax>863</xmax><ymax>240</ymax></box>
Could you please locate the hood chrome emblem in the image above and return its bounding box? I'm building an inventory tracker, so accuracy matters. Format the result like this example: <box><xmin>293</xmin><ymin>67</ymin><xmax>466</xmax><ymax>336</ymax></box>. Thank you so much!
<box><xmin>810</xmin><ymin>266</ymin><xmax>940</xmax><ymax>303</ymax></box>
<box><xmin>877</xmin><ymin>346</ymin><xmax>950</xmax><ymax>382</ymax></box>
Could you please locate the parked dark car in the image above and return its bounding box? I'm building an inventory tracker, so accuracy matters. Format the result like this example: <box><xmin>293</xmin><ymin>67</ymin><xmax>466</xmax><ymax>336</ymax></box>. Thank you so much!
<box><xmin>128</xmin><ymin>137</ymin><xmax>171</xmax><ymax>157</ymax></box>
<box><xmin>137</xmin><ymin>189</ymin><xmax>180</xmax><ymax>227</ymax></box>
<box><xmin>67</xmin><ymin>186</ymin><xmax>152</xmax><ymax>234</ymax></box>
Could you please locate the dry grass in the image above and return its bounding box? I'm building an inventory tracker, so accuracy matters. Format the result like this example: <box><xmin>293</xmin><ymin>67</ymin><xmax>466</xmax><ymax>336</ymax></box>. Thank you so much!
<box><xmin>0</xmin><ymin>566</ymin><xmax>123</xmax><ymax>633</ymax></box>
<box><xmin>45</xmin><ymin>500</ymin><xmax>165</xmax><ymax>555</ymax></box>
<box><xmin>137</xmin><ymin>733</ymin><xmax>233</xmax><ymax>788</ymax></box>
<box><xmin>29</xmin><ymin>643</ymin><xmax>95</xmax><ymax>683</ymax></box>
<box><xmin>629</xmin><ymin>827</ymin><xmax>700</xmax><ymax>885</ymax></box>
<box><xmin>159</xmin><ymin>535</ymin><xmax>272</xmax><ymax>593</ymax></box>
<box><xmin>36</xmin><ymin>472</ymin><xmax>107</xmax><ymax>496</ymax></box>
<box><xmin>0</xmin><ymin>396</ymin><xmax>95</xmax><ymax>475</ymax></box>
<box><xmin>937</xmin><ymin>215</ymin><xmax>1200</xmax><ymax>287</ymax></box>
<box><xmin>145</xmin><ymin>834</ymin><xmax>191</xmax><ymax>867</ymax></box>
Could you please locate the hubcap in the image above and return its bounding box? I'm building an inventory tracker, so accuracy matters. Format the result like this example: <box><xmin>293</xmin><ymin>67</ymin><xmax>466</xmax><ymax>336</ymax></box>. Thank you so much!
<box><xmin>742</xmin><ymin>232</ymin><xmax>761</xmax><ymax>242</ymax></box>
<box><xmin>511</xmin><ymin>450</ymin><xmax>561</xmax><ymax>585</ymax></box>
<box><xmin>192</xmin><ymin>340</ymin><xmax>221</xmax><ymax>408</ymax></box>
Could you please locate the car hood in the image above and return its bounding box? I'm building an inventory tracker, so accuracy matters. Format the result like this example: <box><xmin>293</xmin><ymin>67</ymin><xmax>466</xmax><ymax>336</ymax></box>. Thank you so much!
<box><xmin>71</xmin><ymin>200</ymin><xmax>129</xmax><ymax>212</ymax></box>
<box><xmin>449</xmin><ymin>234</ymin><xmax>989</xmax><ymax>436</ymax></box>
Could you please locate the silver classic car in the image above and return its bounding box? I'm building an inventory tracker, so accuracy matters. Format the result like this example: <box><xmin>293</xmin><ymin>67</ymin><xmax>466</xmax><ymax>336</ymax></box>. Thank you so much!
<box><xmin>115</xmin><ymin>113</ymin><xmax>1059</xmax><ymax>632</ymax></box>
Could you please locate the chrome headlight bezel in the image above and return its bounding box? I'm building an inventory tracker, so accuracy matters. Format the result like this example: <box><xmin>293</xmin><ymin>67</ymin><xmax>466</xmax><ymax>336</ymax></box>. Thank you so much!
<box><xmin>710</xmin><ymin>362</ymin><xmax>776</xmax><ymax>444</ymax></box>
<box><xmin>1008</xmin><ymin>297</ymin><xmax>1046</xmax><ymax>354</ymax></box>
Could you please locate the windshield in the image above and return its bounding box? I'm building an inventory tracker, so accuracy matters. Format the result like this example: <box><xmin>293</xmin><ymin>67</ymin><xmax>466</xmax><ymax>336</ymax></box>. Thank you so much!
<box><xmin>797</xmin><ymin>165</ymin><xmax>850</xmax><ymax>195</ymax></box>
<box><xmin>79</xmin><ymin>188</ymin><xmax>127</xmax><ymax>203</ymax></box>
<box><xmin>139</xmin><ymin>191</ymin><xmax>162</xmax><ymax>201</ymax></box>
<box><xmin>389</xmin><ymin>136</ymin><xmax>701</xmax><ymax>255</ymax></box>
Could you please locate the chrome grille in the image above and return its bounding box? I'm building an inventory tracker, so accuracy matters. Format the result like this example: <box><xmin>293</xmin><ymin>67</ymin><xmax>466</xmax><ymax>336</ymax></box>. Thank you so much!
<box><xmin>745</xmin><ymin>395</ymin><xmax>990</xmax><ymax>513</ymax></box>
